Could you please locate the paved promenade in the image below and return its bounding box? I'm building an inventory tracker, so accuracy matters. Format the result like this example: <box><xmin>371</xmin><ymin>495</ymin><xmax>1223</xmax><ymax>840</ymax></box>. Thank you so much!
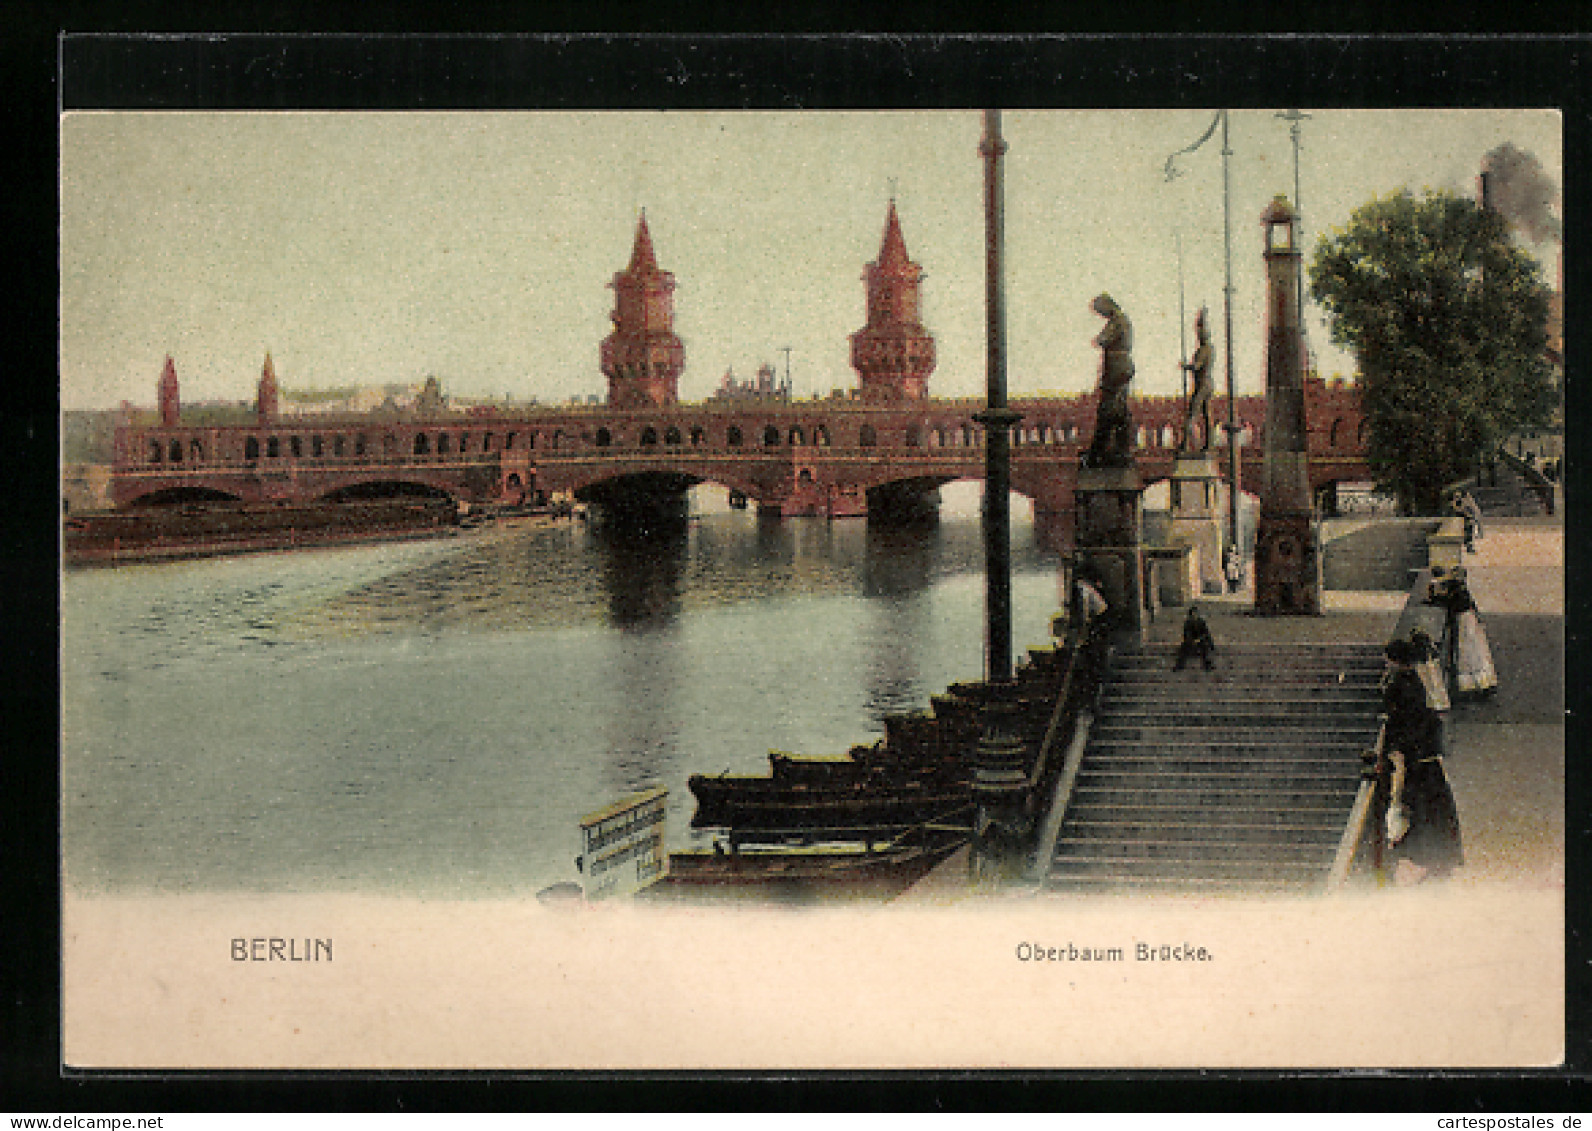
<box><xmin>904</xmin><ymin>512</ymin><xmax>1565</xmax><ymax>899</ymax></box>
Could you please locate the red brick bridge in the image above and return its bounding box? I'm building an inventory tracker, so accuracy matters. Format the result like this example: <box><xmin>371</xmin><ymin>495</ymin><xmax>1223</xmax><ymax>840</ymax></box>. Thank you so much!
<box><xmin>110</xmin><ymin>204</ymin><xmax>1370</xmax><ymax>547</ymax></box>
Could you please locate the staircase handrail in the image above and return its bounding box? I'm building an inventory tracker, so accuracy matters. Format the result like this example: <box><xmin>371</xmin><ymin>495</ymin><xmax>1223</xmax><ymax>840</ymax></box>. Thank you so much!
<box><xmin>1328</xmin><ymin>716</ymin><xmax>1387</xmax><ymax>890</ymax></box>
<box><xmin>1025</xmin><ymin>642</ymin><xmax>1081</xmax><ymax>791</ymax></box>
<box><xmin>1493</xmin><ymin>445</ymin><xmax>1556</xmax><ymax>515</ymax></box>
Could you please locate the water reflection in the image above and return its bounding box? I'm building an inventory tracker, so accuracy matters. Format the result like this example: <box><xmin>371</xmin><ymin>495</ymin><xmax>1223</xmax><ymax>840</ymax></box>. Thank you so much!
<box><xmin>593</xmin><ymin>515</ymin><xmax>689</xmax><ymax>630</ymax></box>
<box><xmin>862</xmin><ymin>522</ymin><xmax>937</xmax><ymax>719</ymax></box>
<box><xmin>64</xmin><ymin>509</ymin><xmax>1064</xmax><ymax>894</ymax></box>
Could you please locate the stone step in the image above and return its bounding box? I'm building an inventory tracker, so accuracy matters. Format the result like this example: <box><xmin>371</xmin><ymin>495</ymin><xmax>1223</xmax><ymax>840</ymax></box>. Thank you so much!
<box><xmin>1082</xmin><ymin>760</ymin><xmax>1360</xmax><ymax>780</ymax></box>
<box><xmin>1107</xmin><ymin>671</ymin><xmax>1384</xmax><ymax>686</ymax></box>
<box><xmin>1053</xmin><ymin>836</ymin><xmax>1335</xmax><ymax>864</ymax></box>
<box><xmin>1100</xmin><ymin>695</ymin><xmax>1379</xmax><ymax>714</ymax></box>
<box><xmin>1076</xmin><ymin>768</ymin><xmax>1359</xmax><ymax>791</ymax></box>
<box><xmin>1111</xmin><ymin>655</ymin><xmax>1385</xmax><ymax>672</ymax></box>
<box><xmin>1089</xmin><ymin>725</ymin><xmax>1379</xmax><ymax>744</ymax></box>
<box><xmin>1069</xmin><ymin>783</ymin><xmax>1356</xmax><ymax>809</ymax></box>
<box><xmin>1060</xmin><ymin>816</ymin><xmax>1345</xmax><ymax>844</ymax></box>
<box><xmin>1087</xmin><ymin>740</ymin><xmax>1369</xmax><ymax>758</ymax></box>
<box><xmin>1043</xmin><ymin>873</ymin><xmax>1318</xmax><ymax>895</ymax></box>
<box><xmin>1047</xmin><ymin>855</ymin><xmax>1325</xmax><ymax>882</ymax></box>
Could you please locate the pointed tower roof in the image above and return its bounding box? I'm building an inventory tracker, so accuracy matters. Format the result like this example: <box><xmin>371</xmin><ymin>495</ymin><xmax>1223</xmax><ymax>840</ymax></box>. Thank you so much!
<box><xmin>876</xmin><ymin>199</ymin><xmax>914</xmax><ymax>272</ymax></box>
<box><xmin>159</xmin><ymin>355</ymin><xmax>178</xmax><ymax>386</ymax></box>
<box><xmin>628</xmin><ymin>211</ymin><xmax>659</xmax><ymax>274</ymax></box>
<box><xmin>261</xmin><ymin>352</ymin><xmax>277</xmax><ymax>385</ymax></box>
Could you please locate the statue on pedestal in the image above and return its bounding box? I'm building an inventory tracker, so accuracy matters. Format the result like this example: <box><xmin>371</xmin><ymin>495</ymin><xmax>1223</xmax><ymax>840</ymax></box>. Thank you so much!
<box><xmin>1084</xmin><ymin>293</ymin><xmax>1135</xmax><ymax>468</ymax></box>
<box><xmin>1180</xmin><ymin>307</ymin><xmax>1215</xmax><ymax>453</ymax></box>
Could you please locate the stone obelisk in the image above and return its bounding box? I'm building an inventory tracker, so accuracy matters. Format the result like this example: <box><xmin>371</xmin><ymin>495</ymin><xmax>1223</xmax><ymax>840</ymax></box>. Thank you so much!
<box><xmin>1252</xmin><ymin>196</ymin><xmax>1322</xmax><ymax>615</ymax></box>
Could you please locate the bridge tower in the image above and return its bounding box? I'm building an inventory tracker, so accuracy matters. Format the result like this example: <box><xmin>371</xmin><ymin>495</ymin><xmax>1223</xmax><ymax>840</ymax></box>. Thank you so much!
<box><xmin>256</xmin><ymin>352</ymin><xmax>279</xmax><ymax>423</ymax></box>
<box><xmin>157</xmin><ymin>355</ymin><xmax>180</xmax><ymax>426</ymax></box>
<box><xmin>850</xmin><ymin>200</ymin><xmax>936</xmax><ymax>403</ymax></box>
<box><xmin>601</xmin><ymin>212</ymin><xmax>685</xmax><ymax>409</ymax></box>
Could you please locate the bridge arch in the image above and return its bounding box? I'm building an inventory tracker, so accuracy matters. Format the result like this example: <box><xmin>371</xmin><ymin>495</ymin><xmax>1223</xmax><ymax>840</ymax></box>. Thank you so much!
<box><xmin>762</xmin><ymin>424</ymin><xmax>781</xmax><ymax>447</ymax></box>
<box><xmin>321</xmin><ymin>479</ymin><xmax>457</xmax><ymax>503</ymax></box>
<box><xmin>595</xmin><ymin>427</ymin><xmax>613</xmax><ymax>448</ymax></box>
<box><xmin>125</xmin><ymin>485</ymin><xmax>244</xmax><ymax>508</ymax></box>
<box><xmin>726</xmin><ymin>426</ymin><xmax>744</xmax><ymax>447</ymax></box>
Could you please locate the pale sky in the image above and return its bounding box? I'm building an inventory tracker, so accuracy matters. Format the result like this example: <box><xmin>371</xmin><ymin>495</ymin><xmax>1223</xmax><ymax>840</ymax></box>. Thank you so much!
<box><xmin>60</xmin><ymin>109</ymin><xmax>1562</xmax><ymax>412</ymax></box>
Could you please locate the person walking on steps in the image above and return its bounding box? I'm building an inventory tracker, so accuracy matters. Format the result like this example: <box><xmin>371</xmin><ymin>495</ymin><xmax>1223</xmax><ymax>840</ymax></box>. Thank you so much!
<box><xmin>1173</xmin><ymin>605</ymin><xmax>1215</xmax><ymax>671</ymax></box>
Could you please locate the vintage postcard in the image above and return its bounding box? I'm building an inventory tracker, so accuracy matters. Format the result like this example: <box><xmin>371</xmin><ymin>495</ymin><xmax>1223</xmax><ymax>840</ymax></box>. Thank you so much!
<box><xmin>57</xmin><ymin>40</ymin><xmax>1567</xmax><ymax>1071</ymax></box>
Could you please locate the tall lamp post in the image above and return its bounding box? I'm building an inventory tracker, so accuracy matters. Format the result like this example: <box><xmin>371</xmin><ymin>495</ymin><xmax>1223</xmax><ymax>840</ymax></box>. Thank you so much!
<box><xmin>1276</xmin><ymin>109</ymin><xmax>1311</xmax><ymax>334</ymax></box>
<box><xmin>975</xmin><ymin>109</ymin><xmax>1021</xmax><ymax>684</ymax></box>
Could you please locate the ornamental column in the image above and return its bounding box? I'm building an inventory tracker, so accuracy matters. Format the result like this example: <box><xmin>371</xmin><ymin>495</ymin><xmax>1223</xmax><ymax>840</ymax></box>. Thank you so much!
<box><xmin>1252</xmin><ymin>196</ymin><xmax>1322</xmax><ymax>615</ymax></box>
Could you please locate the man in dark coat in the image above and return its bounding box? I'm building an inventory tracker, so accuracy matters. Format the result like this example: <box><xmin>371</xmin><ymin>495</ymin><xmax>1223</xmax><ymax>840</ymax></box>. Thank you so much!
<box><xmin>1173</xmin><ymin>605</ymin><xmax>1215</xmax><ymax>671</ymax></box>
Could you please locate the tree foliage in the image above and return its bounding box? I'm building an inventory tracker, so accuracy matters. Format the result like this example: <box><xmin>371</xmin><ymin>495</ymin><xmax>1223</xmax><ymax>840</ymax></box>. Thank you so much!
<box><xmin>1309</xmin><ymin>190</ymin><xmax>1555</xmax><ymax>514</ymax></box>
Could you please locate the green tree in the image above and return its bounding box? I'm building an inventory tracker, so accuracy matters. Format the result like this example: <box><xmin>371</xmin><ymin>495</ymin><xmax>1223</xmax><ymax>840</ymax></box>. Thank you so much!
<box><xmin>1309</xmin><ymin>189</ymin><xmax>1555</xmax><ymax>514</ymax></box>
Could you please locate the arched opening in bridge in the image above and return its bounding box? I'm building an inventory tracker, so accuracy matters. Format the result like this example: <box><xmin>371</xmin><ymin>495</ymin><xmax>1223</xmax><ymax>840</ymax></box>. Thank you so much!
<box><xmin>640</xmin><ymin>427</ymin><xmax>659</xmax><ymax>447</ymax></box>
<box><xmin>690</xmin><ymin>427</ymin><xmax>705</xmax><ymax>446</ymax></box>
<box><xmin>595</xmin><ymin>427</ymin><xmax>612</xmax><ymax>448</ymax></box>
<box><xmin>576</xmin><ymin>471</ymin><xmax>696</xmax><ymax>525</ymax></box>
<box><xmin>859</xmin><ymin>425</ymin><xmax>878</xmax><ymax>448</ymax></box>
<box><xmin>287</xmin><ymin>436</ymin><xmax>300</xmax><ymax>458</ymax></box>
<box><xmin>798</xmin><ymin>468</ymin><xmax>815</xmax><ymax>485</ymax></box>
<box><xmin>904</xmin><ymin>425</ymin><xmax>922</xmax><ymax>448</ymax></box>
<box><xmin>125</xmin><ymin>486</ymin><xmax>243</xmax><ymax>508</ymax></box>
<box><xmin>321</xmin><ymin>480</ymin><xmax>456</xmax><ymax>504</ymax></box>
<box><xmin>665</xmin><ymin>427</ymin><xmax>683</xmax><ymax>447</ymax></box>
<box><xmin>169</xmin><ymin>440</ymin><xmax>183</xmax><ymax>463</ymax></box>
<box><xmin>437</xmin><ymin>434</ymin><xmax>451</xmax><ymax>456</ymax></box>
<box><xmin>763</xmin><ymin>425</ymin><xmax>781</xmax><ymax>447</ymax></box>
<box><xmin>726</xmin><ymin>426</ymin><xmax>743</xmax><ymax>447</ymax></box>
<box><xmin>354</xmin><ymin>434</ymin><xmax>367</xmax><ymax>456</ymax></box>
<box><xmin>506</xmin><ymin>433</ymin><xmax>518</xmax><ymax>450</ymax></box>
<box><xmin>789</xmin><ymin>426</ymin><xmax>805</xmax><ymax>446</ymax></box>
<box><xmin>483</xmin><ymin>432</ymin><xmax>495</xmax><ymax>452</ymax></box>
<box><xmin>189</xmin><ymin>439</ymin><xmax>204</xmax><ymax>461</ymax></box>
<box><xmin>551</xmin><ymin>430</ymin><xmax>564</xmax><ymax>451</ymax></box>
<box><xmin>414</xmin><ymin>434</ymin><xmax>430</xmax><ymax>456</ymax></box>
<box><xmin>312</xmin><ymin>435</ymin><xmax>324</xmax><ymax>458</ymax></box>
<box><xmin>267</xmin><ymin>437</ymin><xmax>281</xmax><ymax>458</ymax></box>
<box><xmin>244</xmin><ymin>437</ymin><xmax>259</xmax><ymax>460</ymax></box>
<box><xmin>814</xmin><ymin>425</ymin><xmax>831</xmax><ymax>447</ymax></box>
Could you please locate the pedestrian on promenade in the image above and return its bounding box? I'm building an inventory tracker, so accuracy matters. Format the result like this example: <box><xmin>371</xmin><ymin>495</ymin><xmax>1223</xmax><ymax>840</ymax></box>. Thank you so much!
<box><xmin>1450</xmin><ymin>491</ymin><xmax>1484</xmax><ymax>552</ymax></box>
<box><xmin>1378</xmin><ymin>637</ymin><xmax>1464</xmax><ymax>883</ymax></box>
<box><xmin>1173</xmin><ymin>605</ymin><xmax>1215</xmax><ymax>671</ymax></box>
<box><xmin>1223</xmin><ymin>543</ymin><xmax>1243</xmax><ymax>594</ymax></box>
<box><xmin>1427</xmin><ymin>567</ymin><xmax>1498</xmax><ymax>697</ymax></box>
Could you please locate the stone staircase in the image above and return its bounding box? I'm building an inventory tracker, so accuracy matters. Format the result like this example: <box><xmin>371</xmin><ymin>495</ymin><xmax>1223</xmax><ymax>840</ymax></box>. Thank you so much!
<box><xmin>1465</xmin><ymin>458</ymin><xmax>1551</xmax><ymax>518</ymax></box>
<box><xmin>1046</xmin><ymin>643</ymin><xmax>1384</xmax><ymax>895</ymax></box>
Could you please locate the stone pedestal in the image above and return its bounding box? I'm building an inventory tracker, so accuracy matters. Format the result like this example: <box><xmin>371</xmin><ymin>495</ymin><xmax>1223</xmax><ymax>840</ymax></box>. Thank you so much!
<box><xmin>1074</xmin><ymin>463</ymin><xmax>1145</xmax><ymax>638</ymax></box>
<box><xmin>1167</xmin><ymin>454</ymin><xmax>1225</xmax><ymax>596</ymax></box>
<box><xmin>1253</xmin><ymin>510</ymin><xmax>1322</xmax><ymax>615</ymax></box>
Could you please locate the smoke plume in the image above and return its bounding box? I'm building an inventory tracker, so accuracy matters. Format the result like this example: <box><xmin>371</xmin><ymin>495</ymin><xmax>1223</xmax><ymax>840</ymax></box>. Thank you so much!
<box><xmin>1481</xmin><ymin>142</ymin><xmax>1562</xmax><ymax>244</ymax></box>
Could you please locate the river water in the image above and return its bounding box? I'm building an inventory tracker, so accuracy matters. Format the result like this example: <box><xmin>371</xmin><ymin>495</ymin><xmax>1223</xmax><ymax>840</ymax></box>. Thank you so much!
<box><xmin>61</xmin><ymin>491</ymin><xmax>1062</xmax><ymax>898</ymax></box>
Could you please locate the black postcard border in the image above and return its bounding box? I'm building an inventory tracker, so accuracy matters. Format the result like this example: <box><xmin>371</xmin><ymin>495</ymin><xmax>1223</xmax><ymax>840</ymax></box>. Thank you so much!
<box><xmin>13</xmin><ymin>26</ymin><xmax>1592</xmax><ymax>1113</ymax></box>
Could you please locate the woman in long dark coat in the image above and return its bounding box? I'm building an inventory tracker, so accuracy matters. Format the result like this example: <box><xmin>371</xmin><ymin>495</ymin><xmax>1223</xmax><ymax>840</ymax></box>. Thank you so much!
<box><xmin>1380</xmin><ymin>638</ymin><xmax>1464</xmax><ymax>880</ymax></box>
